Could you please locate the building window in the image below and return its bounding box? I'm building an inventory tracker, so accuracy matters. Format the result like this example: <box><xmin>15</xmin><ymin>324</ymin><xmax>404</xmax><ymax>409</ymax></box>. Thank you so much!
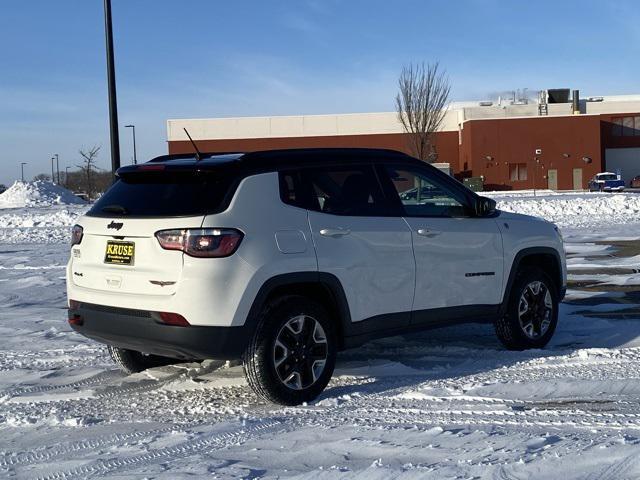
<box><xmin>509</xmin><ymin>163</ymin><xmax>528</xmax><ymax>181</ymax></box>
<box><xmin>612</xmin><ymin>116</ymin><xmax>640</xmax><ymax>136</ymax></box>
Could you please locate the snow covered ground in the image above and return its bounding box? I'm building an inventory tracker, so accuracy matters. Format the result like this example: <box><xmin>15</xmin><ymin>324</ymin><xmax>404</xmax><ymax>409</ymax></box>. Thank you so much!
<box><xmin>1</xmin><ymin>190</ymin><xmax>640</xmax><ymax>479</ymax></box>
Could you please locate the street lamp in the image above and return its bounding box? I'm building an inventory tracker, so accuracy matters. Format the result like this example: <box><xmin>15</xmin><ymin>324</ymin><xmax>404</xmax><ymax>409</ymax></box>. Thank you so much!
<box><xmin>125</xmin><ymin>124</ymin><xmax>137</xmax><ymax>164</ymax></box>
<box><xmin>65</xmin><ymin>166</ymin><xmax>71</xmax><ymax>188</ymax></box>
<box><xmin>53</xmin><ymin>153</ymin><xmax>60</xmax><ymax>183</ymax></box>
<box><xmin>20</xmin><ymin>162</ymin><xmax>27</xmax><ymax>182</ymax></box>
<box><xmin>51</xmin><ymin>157</ymin><xmax>56</xmax><ymax>183</ymax></box>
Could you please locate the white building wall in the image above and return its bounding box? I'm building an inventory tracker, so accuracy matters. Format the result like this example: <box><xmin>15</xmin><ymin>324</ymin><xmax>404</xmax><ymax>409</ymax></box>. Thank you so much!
<box><xmin>167</xmin><ymin>94</ymin><xmax>640</xmax><ymax>142</ymax></box>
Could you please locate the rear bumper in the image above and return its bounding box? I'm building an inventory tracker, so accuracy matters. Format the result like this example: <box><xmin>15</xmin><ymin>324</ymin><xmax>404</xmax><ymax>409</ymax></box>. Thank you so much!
<box><xmin>68</xmin><ymin>302</ymin><xmax>252</xmax><ymax>360</ymax></box>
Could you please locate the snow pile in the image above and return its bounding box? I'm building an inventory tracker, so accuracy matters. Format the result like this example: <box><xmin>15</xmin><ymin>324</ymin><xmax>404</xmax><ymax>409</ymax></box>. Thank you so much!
<box><xmin>0</xmin><ymin>206</ymin><xmax>87</xmax><ymax>244</ymax></box>
<box><xmin>491</xmin><ymin>192</ymin><xmax>640</xmax><ymax>227</ymax></box>
<box><xmin>0</xmin><ymin>181</ymin><xmax>86</xmax><ymax>209</ymax></box>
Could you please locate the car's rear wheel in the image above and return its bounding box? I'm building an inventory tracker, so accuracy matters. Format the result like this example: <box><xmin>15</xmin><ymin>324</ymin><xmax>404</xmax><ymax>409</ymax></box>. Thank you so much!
<box><xmin>495</xmin><ymin>267</ymin><xmax>558</xmax><ymax>350</ymax></box>
<box><xmin>243</xmin><ymin>296</ymin><xmax>337</xmax><ymax>406</ymax></box>
<box><xmin>108</xmin><ymin>346</ymin><xmax>177</xmax><ymax>374</ymax></box>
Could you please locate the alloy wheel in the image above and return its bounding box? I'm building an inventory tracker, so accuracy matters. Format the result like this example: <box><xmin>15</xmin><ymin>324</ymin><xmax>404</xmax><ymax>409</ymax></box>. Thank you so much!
<box><xmin>518</xmin><ymin>280</ymin><xmax>553</xmax><ymax>339</ymax></box>
<box><xmin>273</xmin><ymin>315</ymin><xmax>328</xmax><ymax>390</ymax></box>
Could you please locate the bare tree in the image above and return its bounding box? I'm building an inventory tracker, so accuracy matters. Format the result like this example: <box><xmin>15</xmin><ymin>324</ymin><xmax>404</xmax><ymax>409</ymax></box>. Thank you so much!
<box><xmin>396</xmin><ymin>62</ymin><xmax>451</xmax><ymax>162</ymax></box>
<box><xmin>33</xmin><ymin>173</ymin><xmax>52</xmax><ymax>182</ymax></box>
<box><xmin>77</xmin><ymin>146</ymin><xmax>102</xmax><ymax>198</ymax></box>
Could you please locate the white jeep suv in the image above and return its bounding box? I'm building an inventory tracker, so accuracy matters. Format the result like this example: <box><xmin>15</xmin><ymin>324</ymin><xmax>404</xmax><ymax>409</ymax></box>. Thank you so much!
<box><xmin>67</xmin><ymin>148</ymin><xmax>566</xmax><ymax>405</ymax></box>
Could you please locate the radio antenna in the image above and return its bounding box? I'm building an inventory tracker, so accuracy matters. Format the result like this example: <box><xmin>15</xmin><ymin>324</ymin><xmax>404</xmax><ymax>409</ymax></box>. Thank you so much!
<box><xmin>183</xmin><ymin>128</ymin><xmax>202</xmax><ymax>162</ymax></box>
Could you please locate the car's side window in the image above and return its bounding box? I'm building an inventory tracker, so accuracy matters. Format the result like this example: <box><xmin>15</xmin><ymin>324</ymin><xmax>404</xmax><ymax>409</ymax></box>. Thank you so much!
<box><xmin>383</xmin><ymin>165</ymin><xmax>472</xmax><ymax>218</ymax></box>
<box><xmin>299</xmin><ymin>165</ymin><xmax>394</xmax><ymax>216</ymax></box>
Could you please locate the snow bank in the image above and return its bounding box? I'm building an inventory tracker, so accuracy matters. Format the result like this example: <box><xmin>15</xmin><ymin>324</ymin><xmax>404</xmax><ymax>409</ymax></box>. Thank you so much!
<box><xmin>0</xmin><ymin>181</ymin><xmax>86</xmax><ymax>209</ymax></box>
<box><xmin>490</xmin><ymin>192</ymin><xmax>640</xmax><ymax>228</ymax></box>
<box><xmin>0</xmin><ymin>206</ymin><xmax>87</xmax><ymax>243</ymax></box>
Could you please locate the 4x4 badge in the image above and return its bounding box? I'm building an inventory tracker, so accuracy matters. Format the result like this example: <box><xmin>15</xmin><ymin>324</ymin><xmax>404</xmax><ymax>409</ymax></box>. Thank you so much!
<box><xmin>107</xmin><ymin>221</ymin><xmax>123</xmax><ymax>230</ymax></box>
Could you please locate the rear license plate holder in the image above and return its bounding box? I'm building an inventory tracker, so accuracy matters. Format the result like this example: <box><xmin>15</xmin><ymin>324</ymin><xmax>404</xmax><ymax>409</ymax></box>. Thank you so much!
<box><xmin>104</xmin><ymin>240</ymin><xmax>135</xmax><ymax>265</ymax></box>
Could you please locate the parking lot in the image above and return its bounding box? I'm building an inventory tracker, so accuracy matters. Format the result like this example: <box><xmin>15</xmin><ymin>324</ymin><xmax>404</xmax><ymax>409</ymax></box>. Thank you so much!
<box><xmin>0</xmin><ymin>191</ymin><xmax>638</xmax><ymax>478</ymax></box>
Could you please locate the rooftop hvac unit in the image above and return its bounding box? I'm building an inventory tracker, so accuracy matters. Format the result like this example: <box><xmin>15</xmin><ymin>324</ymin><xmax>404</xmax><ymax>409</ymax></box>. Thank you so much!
<box><xmin>547</xmin><ymin>89</ymin><xmax>571</xmax><ymax>103</ymax></box>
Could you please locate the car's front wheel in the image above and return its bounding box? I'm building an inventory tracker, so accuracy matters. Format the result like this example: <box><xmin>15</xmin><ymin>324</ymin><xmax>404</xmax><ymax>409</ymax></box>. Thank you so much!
<box><xmin>243</xmin><ymin>296</ymin><xmax>337</xmax><ymax>405</ymax></box>
<box><xmin>495</xmin><ymin>267</ymin><xmax>558</xmax><ymax>350</ymax></box>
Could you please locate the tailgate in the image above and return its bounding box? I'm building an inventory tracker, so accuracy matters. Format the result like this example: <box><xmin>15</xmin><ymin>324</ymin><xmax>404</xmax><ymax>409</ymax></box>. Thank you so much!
<box><xmin>70</xmin><ymin>215</ymin><xmax>204</xmax><ymax>296</ymax></box>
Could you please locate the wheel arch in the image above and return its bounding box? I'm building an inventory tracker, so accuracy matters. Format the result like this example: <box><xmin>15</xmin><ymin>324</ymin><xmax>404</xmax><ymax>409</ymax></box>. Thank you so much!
<box><xmin>500</xmin><ymin>247</ymin><xmax>564</xmax><ymax>315</ymax></box>
<box><xmin>245</xmin><ymin>272</ymin><xmax>352</xmax><ymax>350</ymax></box>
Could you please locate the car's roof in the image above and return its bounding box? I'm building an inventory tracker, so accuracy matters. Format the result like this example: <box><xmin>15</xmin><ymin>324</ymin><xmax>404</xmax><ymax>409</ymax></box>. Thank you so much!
<box><xmin>139</xmin><ymin>148</ymin><xmax>417</xmax><ymax>171</ymax></box>
<box><xmin>596</xmin><ymin>172</ymin><xmax>617</xmax><ymax>176</ymax></box>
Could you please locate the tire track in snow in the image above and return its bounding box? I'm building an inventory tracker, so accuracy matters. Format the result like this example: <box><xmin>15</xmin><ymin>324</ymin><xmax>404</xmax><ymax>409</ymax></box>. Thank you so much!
<box><xmin>344</xmin><ymin>404</ymin><xmax>640</xmax><ymax>431</ymax></box>
<box><xmin>0</xmin><ymin>421</ymin><xmax>204</xmax><ymax>469</ymax></box>
<box><xmin>585</xmin><ymin>452</ymin><xmax>640</xmax><ymax>480</ymax></box>
<box><xmin>1</xmin><ymin>370</ymin><xmax>121</xmax><ymax>402</ymax></box>
<box><xmin>22</xmin><ymin>375</ymin><xmax>423</xmax><ymax>478</ymax></box>
<box><xmin>4</xmin><ymin>362</ymin><xmax>225</xmax><ymax>405</ymax></box>
<box><xmin>33</xmin><ymin>419</ymin><xmax>285</xmax><ymax>480</ymax></box>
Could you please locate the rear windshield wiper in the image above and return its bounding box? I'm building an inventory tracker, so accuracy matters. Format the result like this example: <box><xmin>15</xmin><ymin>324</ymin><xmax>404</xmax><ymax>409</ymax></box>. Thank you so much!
<box><xmin>101</xmin><ymin>204</ymin><xmax>129</xmax><ymax>215</ymax></box>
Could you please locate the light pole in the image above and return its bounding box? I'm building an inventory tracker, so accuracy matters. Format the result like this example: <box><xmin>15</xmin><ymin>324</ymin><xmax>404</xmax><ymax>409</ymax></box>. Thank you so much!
<box><xmin>104</xmin><ymin>0</ymin><xmax>121</xmax><ymax>179</ymax></box>
<box><xmin>125</xmin><ymin>124</ymin><xmax>137</xmax><ymax>164</ymax></box>
<box><xmin>20</xmin><ymin>162</ymin><xmax>27</xmax><ymax>182</ymax></box>
<box><xmin>51</xmin><ymin>157</ymin><xmax>56</xmax><ymax>183</ymax></box>
<box><xmin>65</xmin><ymin>166</ymin><xmax>71</xmax><ymax>188</ymax></box>
<box><xmin>54</xmin><ymin>153</ymin><xmax>60</xmax><ymax>183</ymax></box>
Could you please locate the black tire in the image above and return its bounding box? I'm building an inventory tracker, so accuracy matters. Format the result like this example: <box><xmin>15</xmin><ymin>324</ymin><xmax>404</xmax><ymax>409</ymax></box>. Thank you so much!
<box><xmin>108</xmin><ymin>346</ymin><xmax>178</xmax><ymax>374</ymax></box>
<box><xmin>242</xmin><ymin>295</ymin><xmax>337</xmax><ymax>406</ymax></box>
<box><xmin>495</xmin><ymin>266</ymin><xmax>559</xmax><ymax>350</ymax></box>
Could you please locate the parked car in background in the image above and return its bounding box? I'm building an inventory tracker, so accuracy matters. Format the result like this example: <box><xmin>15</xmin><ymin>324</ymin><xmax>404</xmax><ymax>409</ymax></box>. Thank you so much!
<box><xmin>630</xmin><ymin>175</ymin><xmax>640</xmax><ymax>189</ymax></box>
<box><xmin>73</xmin><ymin>192</ymin><xmax>90</xmax><ymax>202</ymax></box>
<box><xmin>588</xmin><ymin>172</ymin><xmax>625</xmax><ymax>192</ymax></box>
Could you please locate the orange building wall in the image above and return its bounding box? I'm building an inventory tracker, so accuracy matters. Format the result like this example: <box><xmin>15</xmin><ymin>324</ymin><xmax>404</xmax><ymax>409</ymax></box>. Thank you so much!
<box><xmin>167</xmin><ymin>115</ymin><xmax>610</xmax><ymax>190</ymax></box>
<box><xmin>463</xmin><ymin>115</ymin><xmax>602</xmax><ymax>190</ymax></box>
<box><xmin>168</xmin><ymin>131</ymin><xmax>461</xmax><ymax>172</ymax></box>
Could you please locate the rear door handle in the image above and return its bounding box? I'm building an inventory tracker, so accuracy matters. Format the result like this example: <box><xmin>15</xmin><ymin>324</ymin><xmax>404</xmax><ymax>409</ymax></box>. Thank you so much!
<box><xmin>320</xmin><ymin>228</ymin><xmax>351</xmax><ymax>237</ymax></box>
<box><xmin>417</xmin><ymin>228</ymin><xmax>441</xmax><ymax>237</ymax></box>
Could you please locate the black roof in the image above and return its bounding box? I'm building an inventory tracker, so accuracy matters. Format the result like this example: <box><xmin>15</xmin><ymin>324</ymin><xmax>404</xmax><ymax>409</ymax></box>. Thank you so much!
<box><xmin>138</xmin><ymin>148</ymin><xmax>419</xmax><ymax>171</ymax></box>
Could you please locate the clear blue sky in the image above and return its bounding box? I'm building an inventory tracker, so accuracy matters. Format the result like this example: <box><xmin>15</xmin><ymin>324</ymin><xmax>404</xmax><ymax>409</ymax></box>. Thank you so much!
<box><xmin>1</xmin><ymin>0</ymin><xmax>638</xmax><ymax>185</ymax></box>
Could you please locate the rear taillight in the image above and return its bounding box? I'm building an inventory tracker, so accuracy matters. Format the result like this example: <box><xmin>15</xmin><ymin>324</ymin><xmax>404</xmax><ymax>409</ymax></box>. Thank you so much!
<box><xmin>71</xmin><ymin>225</ymin><xmax>83</xmax><ymax>246</ymax></box>
<box><xmin>155</xmin><ymin>228</ymin><xmax>243</xmax><ymax>258</ymax></box>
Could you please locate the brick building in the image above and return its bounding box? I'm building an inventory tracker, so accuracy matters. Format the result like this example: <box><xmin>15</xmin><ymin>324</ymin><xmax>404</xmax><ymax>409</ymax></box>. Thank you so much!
<box><xmin>167</xmin><ymin>93</ymin><xmax>640</xmax><ymax>190</ymax></box>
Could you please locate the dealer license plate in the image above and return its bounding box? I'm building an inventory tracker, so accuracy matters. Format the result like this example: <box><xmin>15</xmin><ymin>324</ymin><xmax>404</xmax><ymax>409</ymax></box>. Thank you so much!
<box><xmin>104</xmin><ymin>241</ymin><xmax>135</xmax><ymax>265</ymax></box>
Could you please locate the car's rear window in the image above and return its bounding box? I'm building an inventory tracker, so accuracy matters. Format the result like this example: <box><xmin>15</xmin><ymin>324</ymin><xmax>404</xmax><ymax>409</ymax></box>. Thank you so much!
<box><xmin>598</xmin><ymin>174</ymin><xmax>617</xmax><ymax>181</ymax></box>
<box><xmin>87</xmin><ymin>172</ymin><xmax>237</xmax><ymax>218</ymax></box>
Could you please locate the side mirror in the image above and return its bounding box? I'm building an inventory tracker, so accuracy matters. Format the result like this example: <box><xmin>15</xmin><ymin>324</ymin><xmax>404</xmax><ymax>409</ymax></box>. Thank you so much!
<box><xmin>475</xmin><ymin>196</ymin><xmax>496</xmax><ymax>217</ymax></box>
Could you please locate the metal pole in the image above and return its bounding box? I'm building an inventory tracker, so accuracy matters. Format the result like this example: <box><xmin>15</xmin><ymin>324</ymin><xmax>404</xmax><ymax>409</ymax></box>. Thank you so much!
<box><xmin>51</xmin><ymin>157</ymin><xmax>55</xmax><ymax>183</ymax></box>
<box><xmin>65</xmin><ymin>166</ymin><xmax>71</xmax><ymax>188</ymax></box>
<box><xmin>533</xmin><ymin>157</ymin><xmax>538</xmax><ymax>197</ymax></box>
<box><xmin>21</xmin><ymin>162</ymin><xmax>26</xmax><ymax>182</ymax></box>
<box><xmin>132</xmin><ymin>125</ymin><xmax>137</xmax><ymax>164</ymax></box>
<box><xmin>125</xmin><ymin>125</ymin><xmax>137</xmax><ymax>164</ymax></box>
<box><xmin>55</xmin><ymin>154</ymin><xmax>60</xmax><ymax>183</ymax></box>
<box><xmin>104</xmin><ymin>0</ymin><xmax>121</xmax><ymax>179</ymax></box>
